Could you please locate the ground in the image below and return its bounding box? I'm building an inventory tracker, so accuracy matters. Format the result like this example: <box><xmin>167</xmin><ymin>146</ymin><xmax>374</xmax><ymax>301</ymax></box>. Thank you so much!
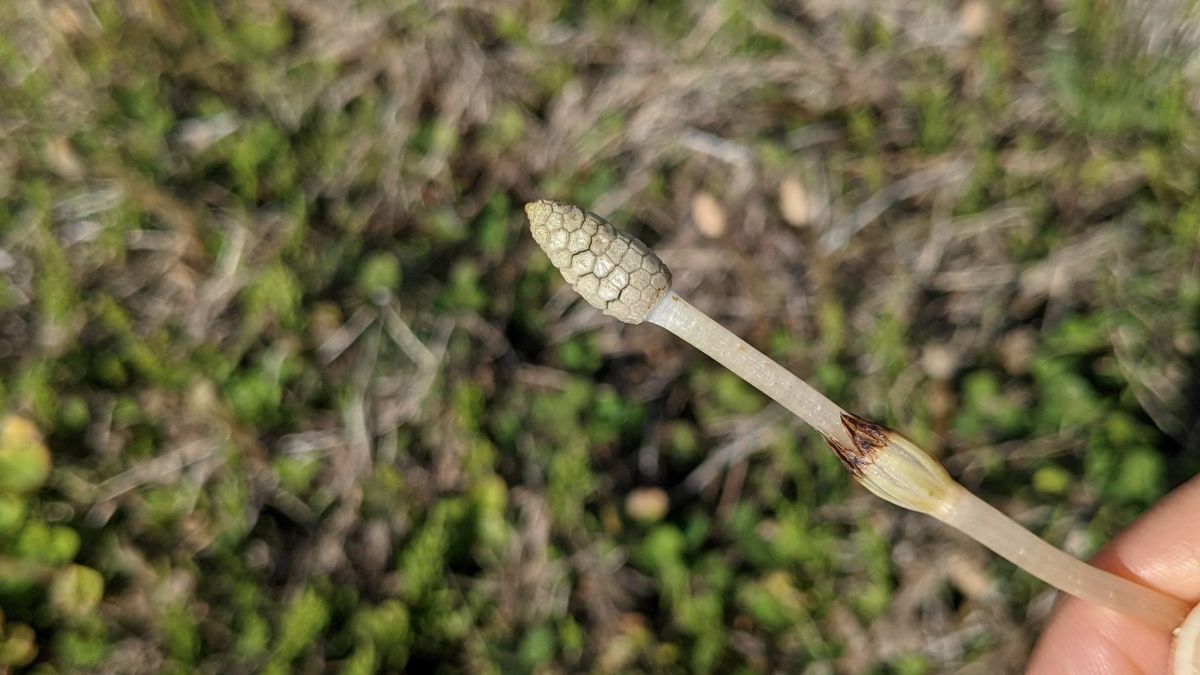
<box><xmin>1</xmin><ymin>0</ymin><xmax>1199</xmax><ymax>673</ymax></box>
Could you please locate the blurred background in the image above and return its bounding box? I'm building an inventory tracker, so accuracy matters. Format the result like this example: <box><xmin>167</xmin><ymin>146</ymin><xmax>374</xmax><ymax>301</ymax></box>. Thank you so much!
<box><xmin>1</xmin><ymin>0</ymin><xmax>1199</xmax><ymax>673</ymax></box>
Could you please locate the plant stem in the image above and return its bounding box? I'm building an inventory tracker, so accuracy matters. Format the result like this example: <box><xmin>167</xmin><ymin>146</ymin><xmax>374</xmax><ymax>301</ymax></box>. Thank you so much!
<box><xmin>527</xmin><ymin>199</ymin><xmax>1193</xmax><ymax>634</ymax></box>
<box><xmin>646</xmin><ymin>291</ymin><xmax>852</xmax><ymax>449</ymax></box>
<box><xmin>1177</xmin><ymin>604</ymin><xmax>1200</xmax><ymax>673</ymax></box>
<box><xmin>646</xmin><ymin>288</ymin><xmax>1190</xmax><ymax>632</ymax></box>
<box><xmin>936</xmin><ymin>486</ymin><xmax>1188</xmax><ymax>631</ymax></box>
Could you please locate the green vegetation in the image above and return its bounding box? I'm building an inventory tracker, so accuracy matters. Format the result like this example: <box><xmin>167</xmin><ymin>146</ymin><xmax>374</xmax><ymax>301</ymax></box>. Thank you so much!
<box><xmin>1</xmin><ymin>0</ymin><xmax>1198</xmax><ymax>672</ymax></box>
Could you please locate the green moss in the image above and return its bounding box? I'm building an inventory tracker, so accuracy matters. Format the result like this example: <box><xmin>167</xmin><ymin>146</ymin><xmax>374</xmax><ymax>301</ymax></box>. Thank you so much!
<box><xmin>47</xmin><ymin>565</ymin><xmax>104</xmax><ymax>622</ymax></box>
<box><xmin>903</xmin><ymin>78</ymin><xmax>956</xmax><ymax>153</ymax></box>
<box><xmin>737</xmin><ymin>571</ymin><xmax>807</xmax><ymax>632</ymax></box>
<box><xmin>14</xmin><ymin>523</ymin><xmax>79</xmax><ymax>566</ymax></box>
<box><xmin>53</xmin><ymin>616</ymin><xmax>108</xmax><ymax>669</ymax></box>
<box><xmin>352</xmin><ymin>601</ymin><xmax>411</xmax><ymax>669</ymax></box>
<box><xmin>243</xmin><ymin>263</ymin><xmax>304</xmax><ymax>331</ymax></box>
<box><xmin>224</xmin><ymin>370</ymin><xmax>284</xmax><ymax>425</ymax></box>
<box><xmin>0</xmin><ymin>494</ymin><xmax>27</xmax><ymax>535</ymax></box>
<box><xmin>0</xmin><ymin>417</ymin><xmax>51</xmax><ymax>495</ymax></box>
<box><xmin>1031</xmin><ymin>358</ymin><xmax>1105</xmax><ymax>432</ymax></box>
<box><xmin>852</xmin><ymin>524</ymin><xmax>893</xmax><ymax>620</ymax></box>
<box><xmin>475</xmin><ymin>194</ymin><xmax>512</xmax><ymax>260</ymax></box>
<box><xmin>557</xmin><ymin>332</ymin><xmax>603</xmax><ymax>373</ymax></box>
<box><xmin>1</xmin><ymin>1</ymin><xmax>1195</xmax><ymax>670</ymax></box>
<box><xmin>0</xmin><ymin>621</ymin><xmax>37</xmax><ymax>667</ymax></box>
<box><xmin>274</xmin><ymin>455</ymin><xmax>324</xmax><ymax>495</ymax></box>
<box><xmin>1033</xmin><ymin>465</ymin><xmax>1072</xmax><ymax>496</ymax></box>
<box><xmin>953</xmin><ymin>371</ymin><xmax>1028</xmax><ymax>441</ymax></box>
<box><xmin>470</xmin><ymin>474</ymin><xmax>509</xmax><ymax>553</ymax></box>
<box><xmin>355</xmin><ymin>252</ymin><xmax>402</xmax><ymax>303</ymax></box>
<box><xmin>439</xmin><ymin>262</ymin><xmax>488</xmax><ymax>312</ymax></box>
<box><xmin>275</xmin><ymin>587</ymin><xmax>330</xmax><ymax>664</ymax></box>
<box><xmin>548</xmin><ymin>444</ymin><xmax>597</xmax><ymax>527</ymax></box>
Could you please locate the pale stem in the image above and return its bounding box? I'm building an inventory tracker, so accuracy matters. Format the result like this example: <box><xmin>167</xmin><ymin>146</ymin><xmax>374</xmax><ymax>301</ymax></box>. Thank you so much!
<box><xmin>936</xmin><ymin>485</ymin><xmax>1190</xmax><ymax>632</ymax></box>
<box><xmin>646</xmin><ymin>291</ymin><xmax>852</xmax><ymax>449</ymax></box>
<box><xmin>526</xmin><ymin>199</ymin><xmax>1195</xmax><ymax>642</ymax></box>
<box><xmin>646</xmin><ymin>288</ymin><xmax>1191</xmax><ymax>632</ymax></box>
<box><xmin>1177</xmin><ymin>604</ymin><xmax>1200</xmax><ymax>673</ymax></box>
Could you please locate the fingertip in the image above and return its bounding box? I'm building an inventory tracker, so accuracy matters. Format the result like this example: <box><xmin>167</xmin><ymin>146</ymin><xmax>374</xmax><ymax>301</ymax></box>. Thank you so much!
<box><xmin>1028</xmin><ymin>476</ymin><xmax>1200</xmax><ymax>674</ymax></box>
<box><xmin>1092</xmin><ymin>477</ymin><xmax>1200</xmax><ymax>602</ymax></box>
<box><xmin>1029</xmin><ymin>595</ymin><xmax>1171</xmax><ymax>675</ymax></box>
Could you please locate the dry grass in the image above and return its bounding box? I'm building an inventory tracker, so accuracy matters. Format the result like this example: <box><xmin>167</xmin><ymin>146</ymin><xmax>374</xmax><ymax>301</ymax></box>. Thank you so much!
<box><xmin>0</xmin><ymin>0</ymin><xmax>1198</xmax><ymax>672</ymax></box>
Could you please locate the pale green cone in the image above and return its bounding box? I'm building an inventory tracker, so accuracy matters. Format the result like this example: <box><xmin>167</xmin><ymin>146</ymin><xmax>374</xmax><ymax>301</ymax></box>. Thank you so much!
<box><xmin>526</xmin><ymin>200</ymin><xmax>671</xmax><ymax>324</ymax></box>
